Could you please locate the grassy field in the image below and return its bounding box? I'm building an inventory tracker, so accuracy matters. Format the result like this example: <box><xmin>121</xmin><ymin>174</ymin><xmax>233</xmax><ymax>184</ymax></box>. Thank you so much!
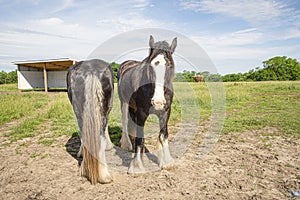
<box><xmin>0</xmin><ymin>81</ymin><xmax>299</xmax><ymax>146</ymax></box>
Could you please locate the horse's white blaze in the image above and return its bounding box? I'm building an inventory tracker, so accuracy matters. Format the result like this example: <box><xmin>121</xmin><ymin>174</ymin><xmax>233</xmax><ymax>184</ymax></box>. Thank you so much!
<box><xmin>151</xmin><ymin>54</ymin><xmax>166</xmax><ymax>110</ymax></box>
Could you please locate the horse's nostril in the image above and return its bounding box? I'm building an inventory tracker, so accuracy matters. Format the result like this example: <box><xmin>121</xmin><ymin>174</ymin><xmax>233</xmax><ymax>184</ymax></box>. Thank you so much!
<box><xmin>151</xmin><ymin>99</ymin><xmax>166</xmax><ymax>106</ymax></box>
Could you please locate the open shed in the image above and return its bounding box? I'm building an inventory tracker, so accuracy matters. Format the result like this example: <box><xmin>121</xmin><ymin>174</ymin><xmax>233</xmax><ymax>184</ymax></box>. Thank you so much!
<box><xmin>13</xmin><ymin>58</ymin><xmax>75</xmax><ymax>92</ymax></box>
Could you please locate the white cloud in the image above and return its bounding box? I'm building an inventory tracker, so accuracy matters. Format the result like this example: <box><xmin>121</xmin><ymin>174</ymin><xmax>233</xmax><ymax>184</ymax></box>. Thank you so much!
<box><xmin>97</xmin><ymin>16</ymin><xmax>163</xmax><ymax>32</ymax></box>
<box><xmin>131</xmin><ymin>0</ymin><xmax>153</xmax><ymax>9</ymax></box>
<box><xmin>0</xmin><ymin>0</ymin><xmax>160</xmax><ymax>71</ymax></box>
<box><xmin>190</xmin><ymin>29</ymin><xmax>300</xmax><ymax>74</ymax></box>
<box><xmin>193</xmin><ymin>28</ymin><xmax>262</xmax><ymax>47</ymax></box>
<box><xmin>0</xmin><ymin>0</ymin><xmax>299</xmax><ymax>74</ymax></box>
<box><xmin>283</xmin><ymin>28</ymin><xmax>300</xmax><ymax>40</ymax></box>
<box><xmin>52</xmin><ymin>0</ymin><xmax>75</xmax><ymax>13</ymax></box>
<box><xmin>178</xmin><ymin>0</ymin><xmax>300</xmax><ymax>73</ymax></box>
<box><xmin>37</xmin><ymin>17</ymin><xmax>64</xmax><ymax>26</ymax></box>
<box><xmin>180</xmin><ymin>0</ymin><xmax>297</xmax><ymax>26</ymax></box>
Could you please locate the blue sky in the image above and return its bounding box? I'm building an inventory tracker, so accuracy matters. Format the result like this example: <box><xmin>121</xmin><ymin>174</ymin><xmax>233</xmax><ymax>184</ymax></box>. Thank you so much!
<box><xmin>0</xmin><ymin>0</ymin><xmax>299</xmax><ymax>74</ymax></box>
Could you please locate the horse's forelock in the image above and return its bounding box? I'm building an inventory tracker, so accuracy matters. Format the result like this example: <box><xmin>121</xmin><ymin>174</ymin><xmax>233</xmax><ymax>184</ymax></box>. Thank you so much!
<box><xmin>153</xmin><ymin>41</ymin><xmax>171</xmax><ymax>52</ymax></box>
<box><xmin>149</xmin><ymin>43</ymin><xmax>173</xmax><ymax>63</ymax></box>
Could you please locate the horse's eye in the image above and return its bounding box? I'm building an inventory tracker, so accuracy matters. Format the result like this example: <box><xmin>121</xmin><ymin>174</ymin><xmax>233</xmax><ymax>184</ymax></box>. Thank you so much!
<box><xmin>155</xmin><ymin>61</ymin><xmax>160</xmax><ymax>66</ymax></box>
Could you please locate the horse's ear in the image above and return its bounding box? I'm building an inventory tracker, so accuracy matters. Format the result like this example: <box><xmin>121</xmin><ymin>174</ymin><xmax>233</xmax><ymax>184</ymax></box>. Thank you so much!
<box><xmin>149</xmin><ymin>35</ymin><xmax>154</xmax><ymax>48</ymax></box>
<box><xmin>170</xmin><ymin>37</ymin><xmax>177</xmax><ymax>54</ymax></box>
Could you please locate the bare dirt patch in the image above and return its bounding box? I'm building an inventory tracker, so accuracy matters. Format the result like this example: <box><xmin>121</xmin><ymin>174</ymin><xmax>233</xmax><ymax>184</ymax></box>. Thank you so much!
<box><xmin>0</xmin><ymin>120</ymin><xmax>299</xmax><ymax>200</ymax></box>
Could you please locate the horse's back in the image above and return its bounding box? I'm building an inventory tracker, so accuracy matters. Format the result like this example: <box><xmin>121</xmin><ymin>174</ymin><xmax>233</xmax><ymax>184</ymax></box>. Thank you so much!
<box><xmin>117</xmin><ymin>60</ymin><xmax>141</xmax><ymax>80</ymax></box>
<box><xmin>67</xmin><ymin>59</ymin><xmax>113</xmax><ymax>100</ymax></box>
<box><xmin>68</xmin><ymin>59</ymin><xmax>113</xmax><ymax>82</ymax></box>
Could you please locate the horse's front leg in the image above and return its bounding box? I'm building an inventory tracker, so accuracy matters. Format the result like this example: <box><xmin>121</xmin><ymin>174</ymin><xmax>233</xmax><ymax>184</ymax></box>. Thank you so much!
<box><xmin>157</xmin><ymin>111</ymin><xmax>174</xmax><ymax>169</ymax></box>
<box><xmin>128</xmin><ymin>110</ymin><xmax>146</xmax><ymax>174</ymax></box>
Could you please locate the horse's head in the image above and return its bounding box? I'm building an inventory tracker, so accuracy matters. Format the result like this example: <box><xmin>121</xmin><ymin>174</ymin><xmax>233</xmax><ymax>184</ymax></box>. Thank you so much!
<box><xmin>148</xmin><ymin>35</ymin><xmax>177</xmax><ymax>110</ymax></box>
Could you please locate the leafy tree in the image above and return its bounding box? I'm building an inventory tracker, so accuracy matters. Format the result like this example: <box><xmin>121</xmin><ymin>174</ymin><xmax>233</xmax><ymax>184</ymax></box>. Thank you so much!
<box><xmin>7</xmin><ymin>70</ymin><xmax>17</xmax><ymax>83</ymax></box>
<box><xmin>262</xmin><ymin>56</ymin><xmax>300</xmax><ymax>81</ymax></box>
<box><xmin>222</xmin><ymin>73</ymin><xmax>244</xmax><ymax>82</ymax></box>
<box><xmin>0</xmin><ymin>70</ymin><xmax>17</xmax><ymax>84</ymax></box>
<box><xmin>174</xmin><ymin>70</ymin><xmax>195</xmax><ymax>82</ymax></box>
<box><xmin>222</xmin><ymin>56</ymin><xmax>300</xmax><ymax>82</ymax></box>
<box><xmin>110</xmin><ymin>62</ymin><xmax>120</xmax><ymax>83</ymax></box>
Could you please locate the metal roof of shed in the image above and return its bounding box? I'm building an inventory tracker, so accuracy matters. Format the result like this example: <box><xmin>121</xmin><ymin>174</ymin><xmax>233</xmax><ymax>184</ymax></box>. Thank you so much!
<box><xmin>13</xmin><ymin>58</ymin><xmax>75</xmax><ymax>70</ymax></box>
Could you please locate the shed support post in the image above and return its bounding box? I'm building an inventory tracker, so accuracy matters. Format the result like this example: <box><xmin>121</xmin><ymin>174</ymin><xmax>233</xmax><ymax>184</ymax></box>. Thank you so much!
<box><xmin>43</xmin><ymin>63</ymin><xmax>48</xmax><ymax>92</ymax></box>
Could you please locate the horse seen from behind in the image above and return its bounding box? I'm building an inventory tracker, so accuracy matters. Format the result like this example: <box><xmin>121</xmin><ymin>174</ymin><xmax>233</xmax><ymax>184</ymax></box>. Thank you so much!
<box><xmin>118</xmin><ymin>35</ymin><xmax>177</xmax><ymax>174</ymax></box>
<box><xmin>67</xmin><ymin>59</ymin><xmax>114</xmax><ymax>184</ymax></box>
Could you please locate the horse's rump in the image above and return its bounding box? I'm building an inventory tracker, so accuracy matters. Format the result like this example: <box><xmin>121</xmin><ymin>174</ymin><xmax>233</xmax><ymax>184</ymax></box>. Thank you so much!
<box><xmin>67</xmin><ymin>59</ymin><xmax>113</xmax><ymax>184</ymax></box>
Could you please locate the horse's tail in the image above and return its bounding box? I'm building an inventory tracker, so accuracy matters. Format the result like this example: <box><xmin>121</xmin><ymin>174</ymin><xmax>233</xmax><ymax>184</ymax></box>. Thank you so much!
<box><xmin>81</xmin><ymin>73</ymin><xmax>104</xmax><ymax>185</ymax></box>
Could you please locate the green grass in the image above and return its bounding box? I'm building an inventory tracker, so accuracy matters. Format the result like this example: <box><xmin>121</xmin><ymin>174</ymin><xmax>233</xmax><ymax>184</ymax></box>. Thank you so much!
<box><xmin>0</xmin><ymin>92</ymin><xmax>49</xmax><ymax>125</ymax></box>
<box><xmin>0</xmin><ymin>83</ymin><xmax>18</xmax><ymax>92</ymax></box>
<box><xmin>38</xmin><ymin>138</ymin><xmax>56</xmax><ymax>146</ymax></box>
<box><xmin>46</xmin><ymin>93</ymin><xmax>78</xmax><ymax>137</ymax></box>
<box><xmin>223</xmin><ymin>81</ymin><xmax>300</xmax><ymax>136</ymax></box>
<box><xmin>0</xmin><ymin>81</ymin><xmax>299</xmax><ymax>146</ymax></box>
<box><xmin>29</xmin><ymin>152</ymin><xmax>48</xmax><ymax>159</ymax></box>
<box><xmin>3</xmin><ymin>113</ymin><xmax>46</xmax><ymax>142</ymax></box>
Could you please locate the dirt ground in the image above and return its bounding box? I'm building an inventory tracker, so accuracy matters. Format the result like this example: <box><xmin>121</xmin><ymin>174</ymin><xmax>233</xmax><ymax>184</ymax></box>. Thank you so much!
<box><xmin>0</xmin><ymin>113</ymin><xmax>299</xmax><ymax>199</ymax></box>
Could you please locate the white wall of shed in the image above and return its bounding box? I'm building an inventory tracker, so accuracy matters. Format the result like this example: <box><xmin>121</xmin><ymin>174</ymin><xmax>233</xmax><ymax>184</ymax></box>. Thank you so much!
<box><xmin>17</xmin><ymin>70</ymin><xmax>68</xmax><ymax>89</ymax></box>
<box><xmin>18</xmin><ymin>70</ymin><xmax>44</xmax><ymax>89</ymax></box>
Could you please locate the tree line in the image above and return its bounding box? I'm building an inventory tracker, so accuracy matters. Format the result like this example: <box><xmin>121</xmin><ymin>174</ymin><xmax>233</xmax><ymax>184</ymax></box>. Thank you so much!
<box><xmin>1</xmin><ymin>56</ymin><xmax>299</xmax><ymax>85</ymax></box>
<box><xmin>222</xmin><ymin>56</ymin><xmax>300</xmax><ymax>82</ymax></box>
<box><xmin>175</xmin><ymin>56</ymin><xmax>300</xmax><ymax>82</ymax></box>
<box><xmin>0</xmin><ymin>70</ymin><xmax>17</xmax><ymax>84</ymax></box>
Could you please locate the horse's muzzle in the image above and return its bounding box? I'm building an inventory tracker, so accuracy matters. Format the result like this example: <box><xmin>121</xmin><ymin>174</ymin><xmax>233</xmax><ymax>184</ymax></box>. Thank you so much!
<box><xmin>151</xmin><ymin>98</ymin><xmax>166</xmax><ymax>110</ymax></box>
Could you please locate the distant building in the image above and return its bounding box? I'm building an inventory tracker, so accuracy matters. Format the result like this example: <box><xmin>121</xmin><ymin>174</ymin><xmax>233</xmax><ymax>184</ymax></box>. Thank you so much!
<box><xmin>13</xmin><ymin>58</ymin><xmax>75</xmax><ymax>92</ymax></box>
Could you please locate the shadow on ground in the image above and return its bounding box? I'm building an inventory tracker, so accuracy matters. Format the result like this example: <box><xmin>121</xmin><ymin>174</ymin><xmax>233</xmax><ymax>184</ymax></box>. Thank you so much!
<box><xmin>65</xmin><ymin>128</ymin><xmax>159</xmax><ymax>170</ymax></box>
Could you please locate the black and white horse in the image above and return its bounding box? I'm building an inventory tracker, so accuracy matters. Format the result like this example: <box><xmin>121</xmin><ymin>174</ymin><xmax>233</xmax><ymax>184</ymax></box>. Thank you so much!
<box><xmin>67</xmin><ymin>59</ymin><xmax>114</xmax><ymax>184</ymax></box>
<box><xmin>118</xmin><ymin>35</ymin><xmax>177</xmax><ymax>174</ymax></box>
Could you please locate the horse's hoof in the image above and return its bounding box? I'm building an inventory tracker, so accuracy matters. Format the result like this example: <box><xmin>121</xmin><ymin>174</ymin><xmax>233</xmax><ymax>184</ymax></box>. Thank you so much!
<box><xmin>98</xmin><ymin>165</ymin><xmax>113</xmax><ymax>184</ymax></box>
<box><xmin>159</xmin><ymin>158</ymin><xmax>174</xmax><ymax>170</ymax></box>
<box><xmin>98</xmin><ymin>175</ymin><xmax>113</xmax><ymax>184</ymax></box>
<box><xmin>128</xmin><ymin>159</ymin><xmax>145</xmax><ymax>175</ymax></box>
<box><xmin>128</xmin><ymin>167</ymin><xmax>146</xmax><ymax>175</ymax></box>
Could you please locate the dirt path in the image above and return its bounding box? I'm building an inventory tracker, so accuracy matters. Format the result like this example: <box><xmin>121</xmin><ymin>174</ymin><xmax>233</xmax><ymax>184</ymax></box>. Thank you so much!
<box><xmin>0</xmin><ymin>104</ymin><xmax>299</xmax><ymax>199</ymax></box>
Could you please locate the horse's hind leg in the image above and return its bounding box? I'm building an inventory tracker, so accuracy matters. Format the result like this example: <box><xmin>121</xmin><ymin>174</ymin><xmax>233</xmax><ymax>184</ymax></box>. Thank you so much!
<box><xmin>98</xmin><ymin>127</ymin><xmax>113</xmax><ymax>183</ymax></box>
<box><xmin>75</xmin><ymin>111</ymin><xmax>84</xmax><ymax>158</ymax></box>
<box><xmin>120</xmin><ymin>102</ymin><xmax>133</xmax><ymax>151</ymax></box>
<box><xmin>157</xmin><ymin>114</ymin><xmax>174</xmax><ymax>169</ymax></box>
<box><xmin>105</xmin><ymin>125</ymin><xmax>114</xmax><ymax>150</ymax></box>
<box><xmin>77</xmin><ymin>138</ymin><xmax>83</xmax><ymax>158</ymax></box>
